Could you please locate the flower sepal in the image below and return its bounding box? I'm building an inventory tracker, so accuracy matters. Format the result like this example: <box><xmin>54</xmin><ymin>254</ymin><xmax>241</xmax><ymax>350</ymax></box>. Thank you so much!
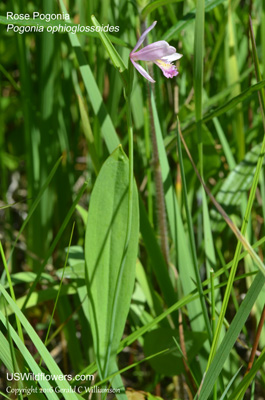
<box><xmin>130</xmin><ymin>21</ymin><xmax>182</xmax><ymax>82</ymax></box>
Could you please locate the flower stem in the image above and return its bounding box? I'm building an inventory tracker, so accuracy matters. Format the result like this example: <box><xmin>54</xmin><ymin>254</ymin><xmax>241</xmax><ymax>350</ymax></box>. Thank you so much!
<box><xmin>148</xmin><ymin>85</ymin><xmax>170</xmax><ymax>266</ymax></box>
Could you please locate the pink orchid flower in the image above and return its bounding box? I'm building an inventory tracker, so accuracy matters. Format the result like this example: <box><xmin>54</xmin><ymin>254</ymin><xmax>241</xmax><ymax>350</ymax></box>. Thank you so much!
<box><xmin>130</xmin><ymin>21</ymin><xmax>182</xmax><ymax>83</ymax></box>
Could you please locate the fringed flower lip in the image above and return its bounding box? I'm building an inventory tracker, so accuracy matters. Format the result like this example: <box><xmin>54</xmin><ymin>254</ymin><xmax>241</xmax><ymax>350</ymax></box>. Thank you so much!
<box><xmin>130</xmin><ymin>21</ymin><xmax>183</xmax><ymax>83</ymax></box>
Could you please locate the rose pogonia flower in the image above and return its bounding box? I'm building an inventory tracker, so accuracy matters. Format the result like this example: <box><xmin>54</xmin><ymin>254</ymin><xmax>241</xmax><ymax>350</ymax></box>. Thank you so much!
<box><xmin>130</xmin><ymin>21</ymin><xmax>182</xmax><ymax>83</ymax></box>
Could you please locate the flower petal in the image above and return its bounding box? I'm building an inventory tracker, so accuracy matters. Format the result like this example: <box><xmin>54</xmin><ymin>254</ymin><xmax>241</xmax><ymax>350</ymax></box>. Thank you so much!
<box><xmin>130</xmin><ymin>58</ymin><xmax>155</xmax><ymax>83</ymax></box>
<box><xmin>131</xmin><ymin>41</ymin><xmax>176</xmax><ymax>62</ymax></box>
<box><xmin>131</xmin><ymin>21</ymin><xmax>157</xmax><ymax>53</ymax></box>
<box><xmin>154</xmin><ymin>60</ymin><xmax>179</xmax><ymax>79</ymax></box>
<box><xmin>161</xmin><ymin>53</ymin><xmax>183</xmax><ymax>62</ymax></box>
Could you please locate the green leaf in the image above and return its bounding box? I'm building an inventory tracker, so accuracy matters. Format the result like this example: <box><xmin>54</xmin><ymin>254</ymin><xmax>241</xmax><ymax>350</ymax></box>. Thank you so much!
<box><xmin>227</xmin><ymin>348</ymin><xmax>265</xmax><ymax>400</ymax></box>
<box><xmin>91</xmin><ymin>16</ymin><xmax>127</xmax><ymax>75</ymax></box>
<box><xmin>162</xmin><ymin>0</ymin><xmax>227</xmax><ymax>41</ymax></box>
<box><xmin>139</xmin><ymin>198</ymin><xmax>177</xmax><ymax>310</ymax></box>
<box><xmin>0</xmin><ymin>332</ymin><xmax>47</xmax><ymax>400</ymax></box>
<box><xmin>203</xmin><ymin>80</ymin><xmax>265</xmax><ymax>123</ymax></box>
<box><xmin>5</xmin><ymin>271</ymin><xmax>53</xmax><ymax>287</ymax></box>
<box><xmin>199</xmin><ymin>271</ymin><xmax>265</xmax><ymax>399</ymax></box>
<box><xmin>65</xmin><ymin>245</ymin><xmax>84</xmax><ymax>266</ymax></box>
<box><xmin>144</xmin><ymin>328</ymin><xmax>207</xmax><ymax>375</ymax></box>
<box><xmin>2</xmin><ymin>284</ymin><xmax>82</xmax><ymax>316</ymax></box>
<box><xmin>85</xmin><ymin>146</ymin><xmax>139</xmax><ymax>379</ymax></box>
<box><xmin>225</xmin><ymin>4</ymin><xmax>245</xmax><ymax>160</ymax></box>
<box><xmin>8</xmin><ymin>156</ymin><xmax>62</xmax><ymax>263</ymax></box>
<box><xmin>0</xmin><ymin>288</ymin><xmax>79</xmax><ymax>400</ymax></box>
<box><xmin>169</xmin><ymin>80</ymin><xmax>265</xmax><ymax>151</ymax></box>
<box><xmin>56</xmin><ymin>246</ymin><xmax>85</xmax><ymax>281</ymax></box>
<box><xmin>147</xmin><ymin>394</ymin><xmax>163</xmax><ymax>400</ymax></box>
<box><xmin>0</xmin><ymin>331</ymin><xmax>15</xmax><ymax>372</ymax></box>
<box><xmin>176</xmin><ymin>121</ymin><xmax>212</xmax><ymax>340</ymax></box>
<box><xmin>141</xmin><ymin>0</ymin><xmax>183</xmax><ymax>19</ymax></box>
<box><xmin>90</xmin><ymin>14</ymin><xmax>129</xmax><ymax>91</ymax></box>
<box><xmin>219</xmin><ymin>367</ymin><xmax>242</xmax><ymax>400</ymax></box>
<box><xmin>150</xmin><ymin>91</ymin><xmax>204</xmax><ymax>331</ymax></box>
<box><xmin>56</xmin><ymin>263</ymin><xmax>85</xmax><ymax>280</ymax></box>
<box><xmin>211</xmin><ymin>143</ymin><xmax>265</xmax><ymax>231</ymax></box>
<box><xmin>76</xmin><ymin>204</ymin><xmax>88</xmax><ymax>225</ymax></box>
<box><xmin>78</xmin><ymin>95</ymin><xmax>100</xmax><ymax>174</ymax></box>
<box><xmin>58</xmin><ymin>0</ymin><xmax>120</xmax><ymax>154</ymax></box>
<box><xmin>22</xmin><ymin>181</ymin><xmax>88</xmax><ymax>310</ymax></box>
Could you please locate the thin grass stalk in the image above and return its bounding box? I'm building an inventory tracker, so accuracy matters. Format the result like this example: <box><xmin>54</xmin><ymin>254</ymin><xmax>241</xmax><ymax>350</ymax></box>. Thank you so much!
<box><xmin>0</xmin><ymin>294</ymin><xmax>78</xmax><ymax>400</ymax></box>
<box><xmin>176</xmin><ymin>119</ymin><xmax>212</xmax><ymax>340</ymax></box>
<box><xmin>46</xmin><ymin>299</ymin><xmax>86</xmax><ymax>347</ymax></box>
<box><xmin>194</xmin><ymin>0</ymin><xmax>204</xmax><ymax>173</ymax></box>
<box><xmin>4</xmin><ymin>301</ymin><xmax>24</xmax><ymax>400</ymax></box>
<box><xmin>66</xmin><ymin>268</ymin><xmax>256</xmax><ymax>384</ymax></box>
<box><xmin>0</xmin><ymin>242</ymin><xmax>23</xmax><ymax>342</ymax></box>
<box><xmin>262</xmin><ymin>1</ymin><xmax>265</xmax><ymax>78</ymax></box>
<box><xmin>249</xmin><ymin>17</ymin><xmax>265</xmax><ymax>112</ymax></box>
<box><xmin>194</xmin><ymin>0</ymin><xmax>219</xmax><ymax>351</ymax></box>
<box><xmin>216</xmin><ymin>246</ymin><xmax>243</xmax><ymax>334</ymax></box>
<box><xmin>226</xmin><ymin>0</ymin><xmax>245</xmax><ymax>160</ymax></box>
<box><xmin>178</xmin><ymin>311</ymin><xmax>198</xmax><ymax>394</ymax></box>
<box><xmin>22</xmin><ymin>181</ymin><xmax>88</xmax><ymax>311</ymax></box>
<box><xmin>6</xmin><ymin>156</ymin><xmax>62</xmax><ymax>271</ymax></box>
<box><xmin>250</xmin><ymin>381</ymin><xmax>255</xmax><ymax>400</ymax></box>
<box><xmin>194</xmin><ymin>0</ymin><xmax>219</xmax><ymax>330</ymax></box>
<box><xmin>227</xmin><ymin>347</ymin><xmax>265</xmax><ymax>400</ymax></box>
<box><xmin>198</xmin><ymin>272</ymin><xmax>265</xmax><ymax>399</ymax></box>
<box><xmin>210</xmin><ymin>269</ymin><xmax>217</xmax><ymax>400</ymax></box>
<box><xmin>179</xmin><ymin>123</ymin><xmax>265</xmax><ymax>270</ymax></box>
<box><xmin>179</xmin><ymin>123</ymin><xmax>265</xmax><ymax>369</ymax></box>
<box><xmin>219</xmin><ymin>367</ymin><xmax>243</xmax><ymax>400</ymax></box>
<box><xmin>39</xmin><ymin>223</ymin><xmax>75</xmax><ymax>367</ymax></box>
<box><xmin>210</xmin><ymin>269</ymin><xmax>216</xmax><ymax>337</ymax></box>
<box><xmin>207</xmin><ymin>17</ymin><xmax>265</xmax><ymax>368</ymax></box>
<box><xmin>81</xmin><ymin>348</ymin><xmax>169</xmax><ymax>396</ymax></box>
<box><xmin>245</xmin><ymin>304</ymin><xmax>265</xmax><ymax>375</ymax></box>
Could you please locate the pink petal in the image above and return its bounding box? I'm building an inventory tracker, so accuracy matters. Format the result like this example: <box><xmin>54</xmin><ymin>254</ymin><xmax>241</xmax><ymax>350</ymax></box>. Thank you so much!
<box><xmin>161</xmin><ymin>53</ymin><xmax>183</xmax><ymax>62</ymax></box>
<box><xmin>154</xmin><ymin>60</ymin><xmax>179</xmax><ymax>79</ymax></box>
<box><xmin>131</xmin><ymin>21</ymin><xmax>157</xmax><ymax>53</ymax></box>
<box><xmin>162</xmin><ymin>67</ymin><xmax>179</xmax><ymax>78</ymax></box>
<box><xmin>131</xmin><ymin>41</ymin><xmax>176</xmax><ymax>62</ymax></box>
<box><xmin>130</xmin><ymin>58</ymin><xmax>155</xmax><ymax>83</ymax></box>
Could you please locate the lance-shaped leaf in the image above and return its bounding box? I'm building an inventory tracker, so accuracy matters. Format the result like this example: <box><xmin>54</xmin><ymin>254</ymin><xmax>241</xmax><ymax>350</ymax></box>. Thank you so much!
<box><xmin>85</xmin><ymin>146</ymin><xmax>139</xmax><ymax>379</ymax></box>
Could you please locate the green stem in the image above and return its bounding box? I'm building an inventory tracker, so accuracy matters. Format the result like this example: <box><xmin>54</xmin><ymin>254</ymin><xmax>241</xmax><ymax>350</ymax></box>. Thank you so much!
<box><xmin>210</xmin><ymin>269</ymin><xmax>217</xmax><ymax>400</ymax></box>
<box><xmin>144</xmin><ymin>107</ymin><xmax>153</xmax><ymax>227</ymax></box>
<box><xmin>194</xmin><ymin>0</ymin><xmax>215</xmax><ymax>343</ymax></box>
<box><xmin>207</xmin><ymin>16</ymin><xmax>265</xmax><ymax>369</ymax></box>
<box><xmin>0</xmin><ymin>242</ymin><xmax>24</xmax><ymax>343</ymax></box>
<box><xmin>176</xmin><ymin>120</ymin><xmax>212</xmax><ymax>340</ymax></box>
<box><xmin>39</xmin><ymin>223</ymin><xmax>75</xmax><ymax>367</ymax></box>
<box><xmin>148</xmin><ymin>84</ymin><xmax>170</xmax><ymax>266</ymax></box>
